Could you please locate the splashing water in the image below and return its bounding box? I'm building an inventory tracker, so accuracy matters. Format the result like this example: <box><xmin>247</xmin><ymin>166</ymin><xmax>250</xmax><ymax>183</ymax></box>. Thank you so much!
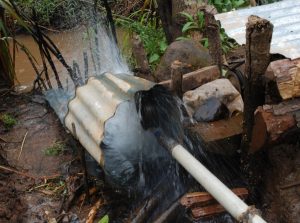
<box><xmin>45</xmin><ymin>19</ymin><xmax>130</xmax><ymax>122</ymax></box>
<box><xmin>44</xmin><ymin>13</ymin><xmax>245</xmax><ymax>223</ymax></box>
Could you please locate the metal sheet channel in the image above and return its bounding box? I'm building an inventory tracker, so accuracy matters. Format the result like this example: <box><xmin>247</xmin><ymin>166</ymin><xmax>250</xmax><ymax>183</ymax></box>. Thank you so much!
<box><xmin>64</xmin><ymin>73</ymin><xmax>155</xmax><ymax>165</ymax></box>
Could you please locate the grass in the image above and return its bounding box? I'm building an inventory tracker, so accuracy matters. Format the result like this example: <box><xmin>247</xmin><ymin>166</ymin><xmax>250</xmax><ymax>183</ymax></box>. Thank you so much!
<box><xmin>0</xmin><ymin>113</ymin><xmax>17</xmax><ymax>129</ymax></box>
<box><xmin>44</xmin><ymin>141</ymin><xmax>66</xmax><ymax>156</ymax></box>
<box><xmin>14</xmin><ymin>0</ymin><xmax>92</xmax><ymax>28</ymax></box>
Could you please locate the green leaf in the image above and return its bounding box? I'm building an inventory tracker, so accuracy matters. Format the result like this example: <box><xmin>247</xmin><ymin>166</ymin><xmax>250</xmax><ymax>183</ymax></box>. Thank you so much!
<box><xmin>182</xmin><ymin>21</ymin><xmax>195</xmax><ymax>33</ymax></box>
<box><xmin>98</xmin><ymin>215</ymin><xmax>109</xmax><ymax>223</ymax></box>
<box><xmin>176</xmin><ymin>36</ymin><xmax>190</xmax><ymax>41</ymax></box>
<box><xmin>149</xmin><ymin>53</ymin><xmax>160</xmax><ymax>63</ymax></box>
<box><xmin>159</xmin><ymin>41</ymin><xmax>168</xmax><ymax>52</ymax></box>
<box><xmin>180</xmin><ymin>12</ymin><xmax>194</xmax><ymax>22</ymax></box>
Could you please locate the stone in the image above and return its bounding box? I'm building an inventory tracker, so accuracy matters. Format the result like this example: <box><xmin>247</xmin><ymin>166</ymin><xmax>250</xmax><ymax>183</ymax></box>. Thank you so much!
<box><xmin>193</xmin><ymin>97</ymin><xmax>229</xmax><ymax>122</ymax></box>
<box><xmin>155</xmin><ymin>40</ymin><xmax>213</xmax><ymax>82</ymax></box>
<box><xmin>183</xmin><ymin>78</ymin><xmax>244</xmax><ymax>116</ymax></box>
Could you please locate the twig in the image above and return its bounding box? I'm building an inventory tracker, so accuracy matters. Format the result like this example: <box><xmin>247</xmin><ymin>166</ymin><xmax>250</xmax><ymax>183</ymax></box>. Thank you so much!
<box><xmin>83</xmin><ymin>51</ymin><xmax>89</xmax><ymax>82</ymax></box>
<box><xmin>280</xmin><ymin>181</ymin><xmax>300</xmax><ymax>190</ymax></box>
<box><xmin>0</xmin><ymin>164</ymin><xmax>60</xmax><ymax>180</ymax></box>
<box><xmin>0</xmin><ymin>136</ymin><xmax>7</xmax><ymax>143</ymax></box>
<box><xmin>86</xmin><ymin>199</ymin><xmax>105</xmax><ymax>223</ymax></box>
<box><xmin>0</xmin><ymin>164</ymin><xmax>35</xmax><ymax>179</ymax></box>
<box><xmin>18</xmin><ymin>130</ymin><xmax>28</xmax><ymax>161</ymax></box>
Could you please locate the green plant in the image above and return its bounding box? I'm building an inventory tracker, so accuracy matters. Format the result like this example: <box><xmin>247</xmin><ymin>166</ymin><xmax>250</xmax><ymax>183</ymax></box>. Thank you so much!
<box><xmin>115</xmin><ymin>10</ymin><xmax>168</xmax><ymax>69</ymax></box>
<box><xmin>44</xmin><ymin>141</ymin><xmax>65</xmax><ymax>156</ymax></box>
<box><xmin>179</xmin><ymin>11</ymin><xmax>237</xmax><ymax>54</ymax></box>
<box><xmin>0</xmin><ymin>5</ymin><xmax>15</xmax><ymax>88</ymax></box>
<box><xmin>14</xmin><ymin>0</ymin><xmax>89</xmax><ymax>28</ymax></box>
<box><xmin>208</xmin><ymin>0</ymin><xmax>249</xmax><ymax>13</ymax></box>
<box><xmin>98</xmin><ymin>215</ymin><xmax>109</xmax><ymax>223</ymax></box>
<box><xmin>180</xmin><ymin>11</ymin><xmax>205</xmax><ymax>33</ymax></box>
<box><xmin>0</xmin><ymin>113</ymin><xmax>17</xmax><ymax>128</ymax></box>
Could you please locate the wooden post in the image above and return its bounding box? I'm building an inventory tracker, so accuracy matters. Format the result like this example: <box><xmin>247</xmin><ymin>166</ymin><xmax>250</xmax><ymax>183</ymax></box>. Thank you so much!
<box><xmin>242</xmin><ymin>15</ymin><xmax>273</xmax><ymax>152</ymax></box>
<box><xmin>171</xmin><ymin>60</ymin><xmax>183</xmax><ymax>98</ymax></box>
<box><xmin>205</xmin><ymin>11</ymin><xmax>223</xmax><ymax>73</ymax></box>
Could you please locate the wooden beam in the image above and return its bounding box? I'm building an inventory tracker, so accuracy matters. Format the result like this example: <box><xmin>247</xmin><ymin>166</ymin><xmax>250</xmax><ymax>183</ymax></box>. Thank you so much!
<box><xmin>159</xmin><ymin>65</ymin><xmax>220</xmax><ymax>92</ymax></box>
<box><xmin>189</xmin><ymin>113</ymin><xmax>243</xmax><ymax>142</ymax></box>
<box><xmin>180</xmin><ymin>188</ymin><xmax>248</xmax><ymax>219</ymax></box>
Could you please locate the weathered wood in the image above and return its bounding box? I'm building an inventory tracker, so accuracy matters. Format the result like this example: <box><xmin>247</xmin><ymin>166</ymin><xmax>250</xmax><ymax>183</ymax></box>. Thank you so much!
<box><xmin>205</xmin><ymin>11</ymin><xmax>222</xmax><ymax>71</ymax></box>
<box><xmin>242</xmin><ymin>15</ymin><xmax>273</xmax><ymax>152</ymax></box>
<box><xmin>265</xmin><ymin>59</ymin><xmax>300</xmax><ymax>102</ymax></box>
<box><xmin>171</xmin><ymin>60</ymin><xmax>183</xmax><ymax>98</ymax></box>
<box><xmin>159</xmin><ymin>65</ymin><xmax>220</xmax><ymax>92</ymax></box>
<box><xmin>250</xmin><ymin>99</ymin><xmax>300</xmax><ymax>152</ymax></box>
<box><xmin>180</xmin><ymin>188</ymin><xmax>248</xmax><ymax>219</ymax></box>
<box><xmin>131</xmin><ymin>34</ymin><xmax>150</xmax><ymax>73</ymax></box>
<box><xmin>189</xmin><ymin>113</ymin><xmax>243</xmax><ymax>142</ymax></box>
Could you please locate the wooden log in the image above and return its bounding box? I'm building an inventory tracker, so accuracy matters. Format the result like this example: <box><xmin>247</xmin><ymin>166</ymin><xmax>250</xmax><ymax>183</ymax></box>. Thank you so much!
<box><xmin>242</xmin><ymin>15</ymin><xmax>273</xmax><ymax>152</ymax></box>
<box><xmin>159</xmin><ymin>65</ymin><xmax>220</xmax><ymax>92</ymax></box>
<box><xmin>250</xmin><ymin>99</ymin><xmax>300</xmax><ymax>153</ymax></box>
<box><xmin>265</xmin><ymin>59</ymin><xmax>300</xmax><ymax>102</ymax></box>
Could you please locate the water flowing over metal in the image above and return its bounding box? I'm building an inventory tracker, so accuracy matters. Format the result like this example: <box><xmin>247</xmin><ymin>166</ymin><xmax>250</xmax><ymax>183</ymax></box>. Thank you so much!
<box><xmin>215</xmin><ymin>0</ymin><xmax>300</xmax><ymax>59</ymax></box>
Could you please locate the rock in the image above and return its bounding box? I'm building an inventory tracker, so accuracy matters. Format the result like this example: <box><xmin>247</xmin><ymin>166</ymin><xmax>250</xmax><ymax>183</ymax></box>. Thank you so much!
<box><xmin>193</xmin><ymin>97</ymin><xmax>229</xmax><ymax>122</ymax></box>
<box><xmin>183</xmin><ymin>78</ymin><xmax>244</xmax><ymax>116</ymax></box>
<box><xmin>155</xmin><ymin>40</ymin><xmax>213</xmax><ymax>82</ymax></box>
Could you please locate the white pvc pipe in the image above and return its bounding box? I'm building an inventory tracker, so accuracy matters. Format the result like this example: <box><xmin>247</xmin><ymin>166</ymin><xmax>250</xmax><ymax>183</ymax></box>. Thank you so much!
<box><xmin>171</xmin><ymin>144</ymin><xmax>267</xmax><ymax>223</ymax></box>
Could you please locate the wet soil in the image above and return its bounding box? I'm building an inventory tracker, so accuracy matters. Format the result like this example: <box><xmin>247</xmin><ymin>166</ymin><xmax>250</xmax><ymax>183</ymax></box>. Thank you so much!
<box><xmin>262</xmin><ymin>144</ymin><xmax>300</xmax><ymax>223</ymax></box>
<box><xmin>0</xmin><ymin>92</ymin><xmax>89</xmax><ymax>222</ymax></box>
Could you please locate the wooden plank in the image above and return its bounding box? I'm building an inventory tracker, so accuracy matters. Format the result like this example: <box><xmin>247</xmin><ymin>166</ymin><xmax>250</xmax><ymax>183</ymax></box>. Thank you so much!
<box><xmin>180</xmin><ymin>188</ymin><xmax>248</xmax><ymax>209</ymax></box>
<box><xmin>159</xmin><ymin>65</ymin><xmax>220</xmax><ymax>92</ymax></box>
<box><xmin>180</xmin><ymin>188</ymin><xmax>248</xmax><ymax>219</ymax></box>
<box><xmin>189</xmin><ymin>113</ymin><xmax>243</xmax><ymax>142</ymax></box>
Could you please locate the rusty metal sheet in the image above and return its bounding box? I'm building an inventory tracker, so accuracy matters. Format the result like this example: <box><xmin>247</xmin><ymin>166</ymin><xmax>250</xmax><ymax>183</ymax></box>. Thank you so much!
<box><xmin>215</xmin><ymin>0</ymin><xmax>300</xmax><ymax>59</ymax></box>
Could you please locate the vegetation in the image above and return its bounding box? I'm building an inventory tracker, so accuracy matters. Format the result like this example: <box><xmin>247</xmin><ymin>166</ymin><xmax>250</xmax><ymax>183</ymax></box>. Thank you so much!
<box><xmin>115</xmin><ymin>10</ymin><xmax>167</xmax><ymax>69</ymax></box>
<box><xmin>14</xmin><ymin>0</ymin><xmax>90</xmax><ymax>28</ymax></box>
<box><xmin>208</xmin><ymin>0</ymin><xmax>249</xmax><ymax>13</ymax></box>
<box><xmin>0</xmin><ymin>6</ymin><xmax>15</xmax><ymax>88</ymax></box>
<box><xmin>0</xmin><ymin>113</ymin><xmax>17</xmax><ymax>129</ymax></box>
<box><xmin>44</xmin><ymin>141</ymin><xmax>66</xmax><ymax>156</ymax></box>
<box><xmin>98</xmin><ymin>215</ymin><xmax>109</xmax><ymax>223</ymax></box>
<box><xmin>179</xmin><ymin>11</ymin><xmax>238</xmax><ymax>54</ymax></box>
<box><xmin>28</xmin><ymin>178</ymin><xmax>66</xmax><ymax>197</ymax></box>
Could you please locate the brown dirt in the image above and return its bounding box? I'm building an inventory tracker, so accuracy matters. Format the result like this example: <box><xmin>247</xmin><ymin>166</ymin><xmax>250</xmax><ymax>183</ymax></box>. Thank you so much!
<box><xmin>262</xmin><ymin>144</ymin><xmax>300</xmax><ymax>223</ymax></box>
<box><xmin>0</xmin><ymin>92</ymin><xmax>87</xmax><ymax>222</ymax></box>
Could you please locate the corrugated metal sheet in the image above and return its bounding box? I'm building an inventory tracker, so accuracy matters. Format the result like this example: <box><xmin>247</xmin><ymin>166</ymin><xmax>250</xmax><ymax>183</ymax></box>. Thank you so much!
<box><xmin>215</xmin><ymin>0</ymin><xmax>300</xmax><ymax>59</ymax></box>
<box><xmin>64</xmin><ymin>73</ymin><xmax>154</xmax><ymax>164</ymax></box>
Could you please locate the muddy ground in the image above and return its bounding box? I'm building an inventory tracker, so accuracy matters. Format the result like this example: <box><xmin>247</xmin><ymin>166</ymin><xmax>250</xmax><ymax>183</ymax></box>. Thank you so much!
<box><xmin>0</xmin><ymin>92</ymin><xmax>119</xmax><ymax>223</ymax></box>
<box><xmin>0</xmin><ymin>92</ymin><xmax>300</xmax><ymax>223</ymax></box>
